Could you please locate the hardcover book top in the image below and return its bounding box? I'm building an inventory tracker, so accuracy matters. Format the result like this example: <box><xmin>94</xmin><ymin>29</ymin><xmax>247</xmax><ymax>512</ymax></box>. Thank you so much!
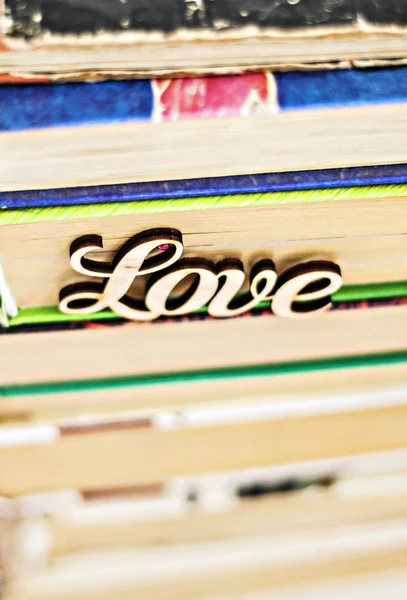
<box><xmin>3</xmin><ymin>0</ymin><xmax>407</xmax><ymax>39</ymax></box>
<box><xmin>2</xmin><ymin>1</ymin><xmax>407</xmax><ymax>79</ymax></box>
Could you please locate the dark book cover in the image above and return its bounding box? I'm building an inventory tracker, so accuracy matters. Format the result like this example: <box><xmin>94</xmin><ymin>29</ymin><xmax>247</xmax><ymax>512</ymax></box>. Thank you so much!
<box><xmin>2</xmin><ymin>1</ymin><xmax>407</xmax><ymax>80</ymax></box>
<box><xmin>4</xmin><ymin>0</ymin><xmax>407</xmax><ymax>39</ymax></box>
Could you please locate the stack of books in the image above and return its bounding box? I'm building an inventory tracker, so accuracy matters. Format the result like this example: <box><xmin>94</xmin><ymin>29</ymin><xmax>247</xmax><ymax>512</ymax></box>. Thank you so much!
<box><xmin>1</xmin><ymin>1</ymin><xmax>407</xmax><ymax>598</ymax></box>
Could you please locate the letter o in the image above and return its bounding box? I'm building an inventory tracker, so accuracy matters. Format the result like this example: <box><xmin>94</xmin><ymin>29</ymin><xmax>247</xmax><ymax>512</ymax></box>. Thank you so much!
<box><xmin>145</xmin><ymin>259</ymin><xmax>219</xmax><ymax>316</ymax></box>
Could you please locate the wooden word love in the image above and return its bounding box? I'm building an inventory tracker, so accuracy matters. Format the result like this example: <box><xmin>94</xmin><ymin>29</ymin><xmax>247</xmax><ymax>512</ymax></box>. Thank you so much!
<box><xmin>59</xmin><ymin>228</ymin><xmax>342</xmax><ymax>321</ymax></box>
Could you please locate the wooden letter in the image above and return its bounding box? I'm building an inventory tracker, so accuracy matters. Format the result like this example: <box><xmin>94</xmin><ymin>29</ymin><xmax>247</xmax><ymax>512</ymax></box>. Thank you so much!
<box><xmin>271</xmin><ymin>261</ymin><xmax>342</xmax><ymax>318</ymax></box>
<box><xmin>145</xmin><ymin>259</ymin><xmax>219</xmax><ymax>316</ymax></box>
<box><xmin>208</xmin><ymin>259</ymin><xmax>277</xmax><ymax>318</ymax></box>
<box><xmin>59</xmin><ymin>228</ymin><xmax>183</xmax><ymax>320</ymax></box>
<box><xmin>59</xmin><ymin>229</ymin><xmax>343</xmax><ymax>322</ymax></box>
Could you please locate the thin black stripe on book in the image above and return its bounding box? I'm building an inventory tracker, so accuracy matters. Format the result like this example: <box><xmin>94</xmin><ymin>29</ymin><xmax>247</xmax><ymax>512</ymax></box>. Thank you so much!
<box><xmin>2</xmin><ymin>296</ymin><xmax>406</xmax><ymax>336</ymax></box>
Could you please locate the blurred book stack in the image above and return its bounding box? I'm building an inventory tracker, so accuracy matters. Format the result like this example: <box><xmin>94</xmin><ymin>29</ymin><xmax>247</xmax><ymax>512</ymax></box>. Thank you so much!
<box><xmin>0</xmin><ymin>1</ymin><xmax>407</xmax><ymax>599</ymax></box>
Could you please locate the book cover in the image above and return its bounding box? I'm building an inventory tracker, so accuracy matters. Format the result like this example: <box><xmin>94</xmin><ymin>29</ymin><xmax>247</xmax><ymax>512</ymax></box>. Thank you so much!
<box><xmin>3</xmin><ymin>66</ymin><xmax>407</xmax><ymax>191</ymax></box>
<box><xmin>2</xmin><ymin>0</ymin><xmax>407</xmax><ymax>79</ymax></box>
<box><xmin>4</xmin><ymin>67</ymin><xmax>407</xmax><ymax>133</ymax></box>
<box><xmin>4</xmin><ymin>163</ymin><xmax>407</xmax><ymax>209</ymax></box>
<box><xmin>1</xmin><ymin>0</ymin><xmax>362</xmax><ymax>39</ymax></box>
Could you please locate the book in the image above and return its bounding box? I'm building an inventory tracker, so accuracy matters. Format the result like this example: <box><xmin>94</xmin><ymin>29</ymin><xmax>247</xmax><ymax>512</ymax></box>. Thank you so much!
<box><xmin>3</xmin><ymin>451</ymin><xmax>407</xmax><ymax>599</ymax></box>
<box><xmin>3</xmin><ymin>162</ymin><xmax>407</xmax><ymax>209</ymax></box>
<box><xmin>3</xmin><ymin>0</ymin><xmax>407</xmax><ymax>79</ymax></box>
<box><xmin>2</xmin><ymin>381</ymin><xmax>407</xmax><ymax>495</ymax></box>
<box><xmin>1</xmin><ymin>309</ymin><xmax>407</xmax><ymax>386</ymax></box>
<box><xmin>4</xmin><ymin>67</ymin><xmax>407</xmax><ymax>191</ymax></box>
<box><xmin>4</xmin><ymin>520</ymin><xmax>407</xmax><ymax>600</ymax></box>
<box><xmin>3</xmin><ymin>451</ymin><xmax>407</xmax><ymax>600</ymax></box>
<box><xmin>2</xmin><ymin>353</ymin><xmax>406</xmax><ymax>424</ymax></box>
<box><xmin>0</xmin><ymin>183</ymin><xmax>406</xmax><ymax>318</ymax></box>
<box><xmin>0</xmin><ymin>181</ymin><xmax>406</xmax><ymax>383</ymax></box>
<box><xmin>1</xmin><ymin>184</ymin><xmax>407</xmax><ymax>296</ymax></box>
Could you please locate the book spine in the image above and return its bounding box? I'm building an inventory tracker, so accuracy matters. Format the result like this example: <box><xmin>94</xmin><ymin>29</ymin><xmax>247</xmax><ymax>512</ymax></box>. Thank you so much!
<box><xmin>3</xmin><ymin>164</ymin><xmax>407</xmax><ymax>210</ymax></box>
<box><xmin>3</xmin><ymin>66</ymin><xmax>407</xmax><ymax>133</ymax></box>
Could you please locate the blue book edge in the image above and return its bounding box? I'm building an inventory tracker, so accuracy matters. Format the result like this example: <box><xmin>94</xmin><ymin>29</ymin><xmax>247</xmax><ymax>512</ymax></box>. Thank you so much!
<box><xmin>1</xmin><ymin>163</ymin><xmax>407</xmax><ymax>209</ymax></box>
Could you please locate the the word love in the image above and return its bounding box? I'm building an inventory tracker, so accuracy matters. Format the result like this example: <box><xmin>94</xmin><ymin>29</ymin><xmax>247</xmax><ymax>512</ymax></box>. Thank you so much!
<box><xmin>59</xmin><ymin>228</ymin><xmax>342</xmax><ymax>321</ymax></box>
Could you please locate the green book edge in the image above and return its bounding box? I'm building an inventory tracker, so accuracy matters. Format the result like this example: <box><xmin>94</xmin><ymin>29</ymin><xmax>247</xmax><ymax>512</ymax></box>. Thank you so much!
<box><xmin>8</xmin><ymin>280</ymin><xmax>407</xmax><ymax>327</ymax></box>
<box><xmin>1</xmin><ymin>183</ymin><xmax>407</xmax><ymax>225</ymax></box>
<box><xmin>2</xmin><ymin>351</ymin><xmax>407</xmax><ymax>398</ymax></box>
